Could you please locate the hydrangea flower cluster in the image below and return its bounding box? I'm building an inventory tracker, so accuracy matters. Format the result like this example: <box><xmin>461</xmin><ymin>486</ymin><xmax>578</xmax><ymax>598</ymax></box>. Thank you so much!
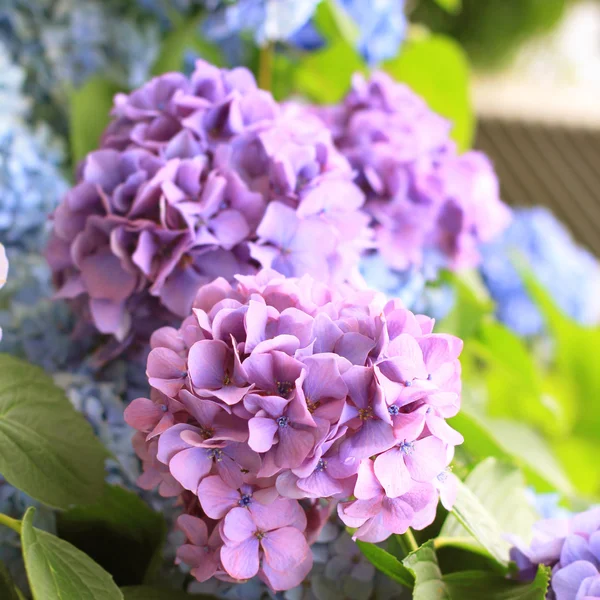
<box><xmin>480</xmin><ymin>207</ymin><xmax>600</xmax><ymax>336</ymax></box>
<box><xmin>511</xmin><ymin>507</ymin><xmax>600</xmax><ymax>600</ymax></box>
<box><xmin>315</xmin><ymin>71</ymin><xmax>511</xmax><ymax>282</ymax></box>
<box><xmin>124</xmin><ymin>269</ymin><xmax>463</xmax><ymax>590</ymax></box>
<box><xmin>47</xmin><ymin>60</ymin><xmax>368</xmax><ymax>348</ymax></box>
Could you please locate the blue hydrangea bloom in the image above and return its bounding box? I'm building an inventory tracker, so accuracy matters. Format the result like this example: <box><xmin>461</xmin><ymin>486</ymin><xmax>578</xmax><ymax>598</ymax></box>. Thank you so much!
<box><xmin>480</xmin><ymin>207</ymin><xmax>600</xmax><ymax>336</ymax></box>
<box><xmin>360</xmin><ymin>252</ymin><xmax>456</xmax><ymax>321</ymax></box>
<box><xmin>289</xmin><ymin>0</ymin><xmax>406</xmax><ymax>65</ymax></box>
<box><xmin>204</xmin><ymin>0</ymin><xmax>321</xmax><ymax>46</ymax></box>
<box><xmin>339</xmin><ymin>0</ymin><xmax>406</xmax><ymax>65</ymax></box>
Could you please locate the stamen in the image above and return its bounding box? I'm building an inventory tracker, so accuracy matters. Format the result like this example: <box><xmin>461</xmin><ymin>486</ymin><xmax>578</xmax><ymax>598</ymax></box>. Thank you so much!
<box><xmin>277</xmin><ymin>416</ymin><xmax>290</xmax><ymax>428</ymax></box>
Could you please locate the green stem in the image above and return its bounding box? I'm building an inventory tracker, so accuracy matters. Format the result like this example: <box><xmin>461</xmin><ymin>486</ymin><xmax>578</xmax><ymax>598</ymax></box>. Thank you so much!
<box><xmin>258</xmin><ymin>43</ymin><xmax>274</xmax><ymax>92</ymax></box>
<box><xmin>400</xmin><ymin>528</ymin><xmax>419</xmax><ymax>553</ymax></box>
<box><xmin>0</xmin><ymin>512</ymin><xmax>21</xmax><ymax>534</ymax></box>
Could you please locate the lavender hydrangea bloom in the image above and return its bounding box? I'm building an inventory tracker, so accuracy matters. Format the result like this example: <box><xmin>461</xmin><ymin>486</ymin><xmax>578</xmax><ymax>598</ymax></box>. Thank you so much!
<box><xmin>511</xmin><ymin>507</ymin><xmax>600</xmax><ymax>600</ymax></box>
<box><xmin>480</xmin><ymin>207</ymin><xmax>600</xmax><ymax>337</ymax></box>
<box><xmin>315</xmin><ymin>71</ymin><xmax>511</xmax><ymax>287</ymax></box>
<box><xmin>47</xmin><ymin>61</ymin><xmax>369</xmax><ymax>350</ymax></box>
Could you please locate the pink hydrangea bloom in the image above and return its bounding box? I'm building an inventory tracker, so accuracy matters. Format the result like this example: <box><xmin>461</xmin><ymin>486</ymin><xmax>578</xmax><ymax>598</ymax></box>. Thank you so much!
<box><xmin>314</xmin><ymin>71</ymin><xmax>511</xmax><ymax>272</ymax></box>
<box><xmin>125</xmin><ymin>269</ymin><xmax>464</xmax><ymax>591</ymax></box>
<box><xmin>46</xmin><ymin>61</ymin><xmax>369</xmax><ymax>352</ymax></box>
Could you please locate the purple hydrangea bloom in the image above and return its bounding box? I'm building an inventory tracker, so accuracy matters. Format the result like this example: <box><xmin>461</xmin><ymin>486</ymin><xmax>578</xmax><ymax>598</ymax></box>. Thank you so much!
<box><xmin>511</xmin><ymin>507</ymin><xmax>600</xmax><ymax>600</ymax></box>
<box><xmin>314</xmin><ymin>71</ymin><xmax>511</xmax><ymax>276</ymax></box>
<box><xmin>47</xmin><ymin>60</ymin><xmax>369</xmax><ymax>352</ymax></box>
<box><xmin>480</xmin><ymin>206</ymin><xmax>600</xmax><ymax>337</ymax></box>
<box><xmin>125</xmin><ymin>268</ymin><xmax>464</xmax><ymax>591</ymax></box>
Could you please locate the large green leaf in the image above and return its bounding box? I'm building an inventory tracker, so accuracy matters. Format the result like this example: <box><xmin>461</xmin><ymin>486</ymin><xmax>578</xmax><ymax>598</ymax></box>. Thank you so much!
<box><xmin>152</xmin><ymin>14</ymin><xmax>222</xmax><ymax>75</ymax></box>
<box><xmin>21</xmin><ymin>508</ymin><xmax>122</xmax><ymax>600</ymax></box>
<box><xmin>403</xmin><ymin>542</ymin><xmax>550</xmax><ymax>599</ymax></box>
<box><xmin>57</xmin><ymin>485</ymin><xmax>166</xmax><ymax>586</ymax></box>
<box><xmin>441</xmin><ymin>474</ymin><xmax>510</xmax><ymax>566</ymax></box>
<box><xmin>441</xmin><ymin>459</ymin><xmax>538</xmax><ymax>549</ymax></box>
<box><xmin>356</xmin><ymin>540</ymin><xmax>414</xmax><ymax>588</ymax></box>
<box><xmin>452</xmin><ymin>410</ymin><xmax>573</xmax><ymax>496</ymax></box>
<box><xmin>382</xmin><ymin>33</ymin><xmax>474</xmax><ymax>150</ymax></box>
<box><xmin>70</xmin><ymin>77</ymin><xmax>120</xmax><ymax>164</ymax></box>
<box><xmin>0</xmin><ymin>354</ymin><xmax>108</xmax><ymax>509</ymax></box>
<box><xmin>433</xmin><ymin>0</ymin><xmax>462</xmax><ymax>13</ymax></box>
<box><xmin>121</xmin><ymin>587</ymin><xmax>212</xmax><ymax>599</ymax></box>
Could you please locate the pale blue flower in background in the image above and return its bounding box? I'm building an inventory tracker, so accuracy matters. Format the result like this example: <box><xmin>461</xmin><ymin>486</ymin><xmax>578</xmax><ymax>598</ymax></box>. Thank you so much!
<box><xmin>205</xmin><ymin>0</ymin><xmax>321</xmax><ymax>46</ymax></box>
<box><xmin>525</xmin><ymin>490</ymin><xmax>571</xmax><ymax>520</ymax></box>
<box><xmin>480</xmin><ymin>207</ymin><xmax>600</xmax><ymax>336</ymax></box>
<box><xmin>360</xmin><ymin>252</ymin><xmax>456</xmax><ymax>320</ymax></box>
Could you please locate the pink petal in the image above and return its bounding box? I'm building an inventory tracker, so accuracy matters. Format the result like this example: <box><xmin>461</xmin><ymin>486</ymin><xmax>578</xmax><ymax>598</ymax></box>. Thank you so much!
<box><xmin>248</xmin><ymin>417</ymin><xmax>279</xmax><ymax>453</ymax></box>
<box><xmin>382</xmin><ymin>497</ymin><xmax>414</xmax><ymax>534</ymax></box>
<box><xmin>177</xmin><ymin>515</ymin><xmax>208</xmax><ymax>546</ymax></box>
<box><xmin>261</xmin><ymin>527</ymin><xmax>309</xmax><ymax>572</ymax></box>
<box><xmin>198</xmin><ymin>475</ymin><xmax>239</xmax><ymax>519</ymax></box>
<box><xmin>405</xmin><ymin>437</ymin><xmax>447</xmax><ymax>482</ymax></box>
<box><xmin>260</xmin><ymin>552</ymin><xmax>313</xmax><ymax>591</ymax></box>
<box><xmin>222</xmin><ymin>506</ymin><xmax>257</xmax><ymax>542</ymax></box>
<box><xmin>220</xmin><ymin>538</ymin><xmax>260</xmax><ymax>580</ymax></box>
<box><xmin>188</xmin><ymin>339</ymin><xmax>228</xmax><ymax>390</ymax></box>
<box><xmin>169</xmin><ymin>447</ymin><xmax>212</xmax><ymax>492</ymax></box>
<box><xmin>123</xmin><ymin>398</ymin><xmax>164</xmax><ymax>432</ymax></box>
<box><xmin>374</xmin><ymin>448</ymin><xmax>413</xmax><ymax>498</ymax></box>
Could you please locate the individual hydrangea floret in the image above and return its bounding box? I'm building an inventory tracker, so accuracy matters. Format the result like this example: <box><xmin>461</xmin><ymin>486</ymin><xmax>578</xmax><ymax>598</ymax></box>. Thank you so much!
<box><xmin>480</xmin><ymin>206</ymin><xmax>600</xmax><ymax>336</ymax></box>
<box><xmin>125</xmin><ymin>269</ymin><xmax>463</xmax><ymax>590</ymax></box>
<box><xmin>316</xmin><ymin>71</ymin><xmax>511</xmax><ymax>277</ymax></box>
<box><xmin>511</xmin><ymin>507</ymin><xmax>600</xmax><ymax>600</ymax></box>
<box><xmin>47</xmin><ymin>60</ymin><xmax>369</xmax><ymax>350</ymax></box>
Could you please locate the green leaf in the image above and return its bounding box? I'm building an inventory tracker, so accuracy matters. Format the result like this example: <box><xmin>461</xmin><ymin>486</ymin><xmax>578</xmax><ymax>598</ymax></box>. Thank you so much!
<box><xmin>0</xmin><ymin>354</ymin><xmax>108</xmax><ymax>509</ymax></box>
<box><xmin>452</xmin><ymin>410</ymin><xmax>573</xmax><ymax>495</ymax></box>
<box><xmin>356</xmin><ymin>540</ymin><xmax>414</xmax><ymax>588</ymax></box>
<box><xmin>0</xmin><ymin>561</ymin><xmax>21</xmax><ymax>600</ymax></box>
<box><xmin>152</xmin><ymin>14</ymin><xmax>222</xmax><ymax>75</ymax></box>
<box><xmin>121</xmin><ymin>587</ymin><xmax>211</xmax><ymax>600</ymax></box>
<box><xmin>313</xmin><ymin>0</ymin><xmax>360</xmax><ymax>45</ymax></box>
<box><xmin>21</xmin><ymin>508</ymin><xmax>122</xmax><ymax>600</ymax></box>
<box><xmin>433</xmin><ymin>0</ymin><xmax>462</xmax><ymax>14</ymax></box>
<box><xmin>403</xmin><ymin>542</ymin><xmax>550</xmax><ymax>599</ymax></box>
<box><xmin>382</xmin><ymin>33</ymin><xmax>474</xmax><ymax>150</ymax></box>
<box><xmin>57</xmin><ymin>485</ymin><xmax>166</xmax><ymax>586</ymax></box>
<box><xmin>440</xmin><ymin>467</ymin><xmax>511</xmax><ymax>566</ymax></box>
<box><xmin>441</xmin><ymin>459</ymin><xmax>538</xmax><ymax>550</ymax></box>
<box><xmin>443</xmin><ymin>565</ymin><xmax>551</xmax><ymax>599</ymax></box>
<box><xmin>70</xmin><ymin>77</ymin><xmax>120</xmax><ymax>164</ymax></box>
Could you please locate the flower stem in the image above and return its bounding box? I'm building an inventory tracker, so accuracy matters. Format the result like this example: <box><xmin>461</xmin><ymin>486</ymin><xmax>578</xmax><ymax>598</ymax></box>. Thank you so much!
<box><xmin>258</xmin><ymin>42</ymin><xmax>274</xmax><ymax>92</ymax></box>
<box><xmin>399</xmin><ymin>528</ymin><xmax>419</xmax><ymax>553</ymax></box>
<box><xmin>0</xmin><ymin>512</ymin><xmax>22</xmax><ymax>534</ymax></box>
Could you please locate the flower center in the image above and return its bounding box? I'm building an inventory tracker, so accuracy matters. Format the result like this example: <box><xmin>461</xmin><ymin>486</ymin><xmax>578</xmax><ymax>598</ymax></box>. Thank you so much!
<box><xmin>306</xmin><ymin>398</ymin><xmax>321</xmax><ymax>413</ymax></box>
<box><xmin>160</xmin><ymin>404</ymin><xmax>168</xmax><ymax>413</ymax></box>
<box><xmin>427</xmin><ymin>374</ymin><xmax>432</xmax><ymax>381</ymax></box>
<box><xmin>239</xmin><ymin>494</ymin><xmax>252</xmax><ymax>507</ymax></box>
<box><xmin>199</xmin><ymin>425</ymin><xmax>214</xmax><ymax>440</ymax></box>
<box><xmin>276</xmin><ymin>381</ymin><xmax>294</xmax><ymax>398</ymax></box>
<box><xmin>223</xmin><ymin>371</ymin><xmax>231</xmax><ymax>386</ymax></box>
<box><xmin>399</xmin><ymin>440</ymin><xmax>415</xmax><ymax>456</ymax></box>
<box><xmin>388</xmin><ymin>405</ymin><xmax>400</xmax><ymax>415</ymax></box>
<box><xmin>178</xmin><ymin>253</ymin><xmax>195</xmax><ymax>269</ymax></box>
<box><xmin>207</xmin><ymin>449</ymin><xmax>223</xmax><ymax>462</ymax></box>
<box><xmin>404</xmin><ymin>380</ymin><xmax>412</xmax><ymax>387</ymax></box>
<box><xmin>255</xmin><ymin>530</ymin><xmax>266</xmax><ymax>540</ymax></box>
<box><xmin>358</xmin><ymin>407</ymin><xmax>374</xmax><ymax>421</ymax></box>
<box><xmin>315</xmin><ymin>458</ymin><xmax>327</xmax><ymax>472</ymax></box>
<box><xmin>277</xmin><ymin>416</ymin><xmax>290</xmax><ymax>428</ymax></box>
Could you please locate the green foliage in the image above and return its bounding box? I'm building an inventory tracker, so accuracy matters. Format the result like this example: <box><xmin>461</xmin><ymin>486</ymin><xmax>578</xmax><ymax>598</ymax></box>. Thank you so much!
<box><xmin>441</xmin><ymin>459</ymin><xmax>538</xmax><ymax>552</ymax></box>
<box><xmin>70</xmin><ymin>77</ymin><xmax>120</xmax><ymax>165</ymax></box>
<box><xmin>0</xmin><ymin>561</ymin><xmax>21</xmax><ymax>600</ymax></box>
<box><xmin>382</xmin><ymin>33</ymin><xmax>474</xmax><ymax>150</ymax></box>
<box><xmin>413</xmin><ymin>0</ymin><xmax>567</xmax><ymax>70</ymax></box>
<box><xmin>0</xmin><ymin>354</ymin><xmax>108</xmax><ymax>509</ymax></box>
<box><xmin>403</xmin><ymin>541</ymin><xmax>550</xmax><ymax>599</ymax></box>
<box><xmin>433</xmin><ymin>0</ymin><xmax>462</xmax><ymax>14</ymax></box>
<box><xmin>21</xmin><ymin>508</ymin><xmax>123</xmax><ymax>600</ymax></box>
<box><xmin>356</xmin><ymin>540</ymin><xmax>414</xmax><ymax>588</ymax></box>
<box><xmin>290</xmin><ymin>1</ymin><xmax>366</xmax><ymax>104</ymax></box>
<box><xmin>57</xmin><ymin>485</ymin><xmax>167</xmax><ymax>586</ymax></box>
<box><xmin>152</xmin><ymin>13</ymin><xmax>223</xmax><ymax>75</ymax></box>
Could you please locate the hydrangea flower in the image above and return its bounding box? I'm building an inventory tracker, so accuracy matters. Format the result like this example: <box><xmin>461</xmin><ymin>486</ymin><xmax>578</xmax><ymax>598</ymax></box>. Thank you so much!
<box><xmin>511</xmin><ymin>507</ymin><xmax>600</xmax><ymax>600</ymax></box>
<box><xmin>480</xmin><ymin>207</ymin><xmax>600</xmax><ymax>336</ymax></box>
<box><xmin>125</xmin><ymin>268</ymin><xmax>463</xmax><ymax>590</ymax></box>
<box><xmin>314</xmin><ymin>71</ymin><xmax>511</xmax><ymax>301</ymax></box>
<box><xmin>0</xmin><ymin>0</ymin><xmax>159</xmax><ymax>132</ymax></box>
<box><xmin>204</xmin><ymin>0</ymin><xmax>321</xmax><ymax>47</ymax></box>
<box><xmin>47</xmin><ymin>60</ymin><xmax>369</xmax><ymax>350</ymax></box>
<box><xmin>292</xmin><ymin>0</ymin><xmax>407</xmax><ymax>66</ymax></box>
